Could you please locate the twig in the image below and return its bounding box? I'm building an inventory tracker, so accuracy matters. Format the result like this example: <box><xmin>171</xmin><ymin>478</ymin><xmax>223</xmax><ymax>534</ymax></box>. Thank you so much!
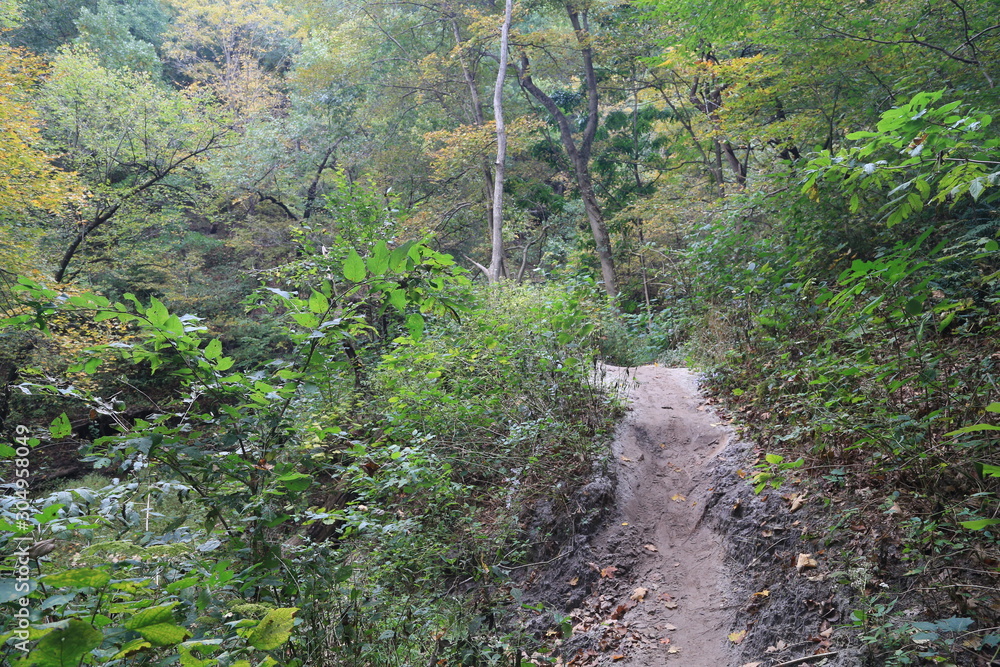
<box><xmin>503</xmin><ymin>549</ymin><xmax>572</xmax><ymax>570</ymax></box>
<box><xmin>771</xmin><ymin>652</ymin><xmax>839</xmax><ymax>667</ymax></box>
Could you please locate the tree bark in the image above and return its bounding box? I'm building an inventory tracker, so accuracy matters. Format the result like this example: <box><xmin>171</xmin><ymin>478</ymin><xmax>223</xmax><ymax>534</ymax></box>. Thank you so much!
<box><xmin>487</xmin><ymin>0</ymin><xmax>513</xmax><ymax>283</ymax></box>
<box><xmin>515</xmin><ymin>5</ymin><xmax>618</xmax><ymax>297</ymax></box>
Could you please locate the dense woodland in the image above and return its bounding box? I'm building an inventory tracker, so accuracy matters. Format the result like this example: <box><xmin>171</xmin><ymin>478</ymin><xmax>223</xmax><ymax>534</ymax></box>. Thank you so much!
<box><xmin>1</xmin><ymin>0</ymin><xmax>999</xmax><ymax>664</ymax></box>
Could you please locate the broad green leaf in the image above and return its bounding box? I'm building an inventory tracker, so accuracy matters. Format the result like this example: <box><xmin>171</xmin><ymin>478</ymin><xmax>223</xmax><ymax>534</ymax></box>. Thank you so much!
<box><xmin>204</xmin><ymin>339</ymin><xmax>222</xmax><ymax>360</ymax></box>
<box><xmin>291</xmin><ymin>312</ymin><xmax>319</xmax><ymax>329</ymax></box>
<box><xmin>389</xmin><ymin>243</ymin><xmax>411</xmax><ymax>272</ymax></box>
<box><xmin>247</xmin><ymin>607</ymin><xmax>298</xmax><ymax>650</ymax></box>
<box><xmin>388</xmin><ymin>288</ymin><xmax>407</xmax><ymax>311</ymax></box>
<box><xmin>215</xmin><ymin>357</ymin><xmax>234</xmax><ymax>371</ymax></box>
<box><xmin>368</xmin><ymin>240</ymin><xmax>390</xmax><ymax>276</ymax></box>
<box><xmin>125</xmin><ymin>602</ymin><xmax>177</xmax><ymax>631</ymax></box>
<box><xmin>904</xmin><ymin>297</ymin><xmax>923</xmax><ymax>316</ymax></box>
<box><xmin>969</xmin><ymin>177</ymin><xmax>985</xmax><ymax>201</ymax></box>
<box><xmin>33</xmin><ymin>503</ymin><xmax>64</xmax><ymax>524</ymax></box>
<box><xmin>933</xmin><ymin>616</ymin><xmax>974</xmax><ymax>632</ymax></box>
<box><xmin>276</xmin><ymin>472</ymin><xmax>312</xmax><ymax>492</ymax></box>
<box><xmin>343</xmin><ymin>249</ymin><xmax>366</xmax><ymax>282</ymax></box>
<box><xmin>43</xmin><ymin>568</ymin><xmax>110</xmax><ymax>589</ymax></box>
<box><xmin>945</xmin><ymin>424</ymin><xmax>1000</xmax><ymax>436</ymax></box>
<box><xmin>406</xmin><ymin>313</ymin><xmax>425</xmax><ymax>339</ymax></box>
<box><xmin>49</xmin><ymin>413</ymin><xmax>71</xmax><ymax>439</ymax></box>
<box><xmin>26</xmin><ymin>619</ymin><xmax>102</xmax><ymax>667</ymax></box>
<box><xmin>985</xmin><ymin>403</ymin><xmax>1000</xmax><ymax>413</ymax></box>
<box><xmin>308</xmin><ymin>290</ymin><xmax>329</xmax><ymax>315</ymax></box>
<box><xmin>163</xmin><ymin>314</ymin><xmax>184</xmax><ymax>335</ymax></box>
<box><xmin>0</xmin><ymin>578</ymin><xmax>35</xmax><ymax>603</ymax></box>
<box><xmin>112</xmin><ymin>638</ymin><xmax>153</xmax><ymax>660</ymax></box>
<box><xmin>135</xmin><ymin>622</ymin><xmax>190</xmax><ymax>646</ymax></box>
<box><xmin>981</xmin><ymin>464</ymin><xmax>1000</xmax><ymax>478</ymax></box>
<box><xmin>179</xmin><ymin>640</ymin><xmax>223</xmax><ymax>667</ymax></box>
<box><xmin>764</xmin><ymin>453</ymin><xmax>784</xmax><ymax>465</ymax></box>
<box><xmin>126</xmin><ymin>602</ymin><xmax>190</xmax><ymax>646</ymax></box>
<box><xmin>165</xmin><ymin>576</ymin><xmax>199</xmax><ymax>593</ymax></box>
<box><xmin>147</xmin><ymin>298</ymin><xmax>169</xmax><ymax>326</ymax></box>
<box><xmin>961</xmin><ymin>518</ymin><xmax>1000</xmax><ymax>530</ymax></box>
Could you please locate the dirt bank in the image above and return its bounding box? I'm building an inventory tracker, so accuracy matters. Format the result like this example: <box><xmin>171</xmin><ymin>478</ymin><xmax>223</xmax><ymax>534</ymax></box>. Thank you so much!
<box><xmin>520</xmin><ymin>366</ymin><xmax>863</xmax><ymax>666</ymax></box>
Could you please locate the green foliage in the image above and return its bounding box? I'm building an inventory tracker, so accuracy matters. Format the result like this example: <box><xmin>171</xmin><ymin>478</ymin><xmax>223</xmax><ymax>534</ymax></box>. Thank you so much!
<box><xmin>1</xmin><ymin>244</ymin><xmax>617</xmax><ymax>665</ymax></box>
<box><xmin>73</xmin><ymin>0</ymin><xmax>165</xmax><ymax>75</ymax></box>
<box><xmin>804</xmin><ymin>91</ymin><xmax>1000</xmax><ymax>227</ymax></box>
<box><xmin>750</xmin><ymin>452</ymin><xmax>804</xmax><ymax>494</ymax></box>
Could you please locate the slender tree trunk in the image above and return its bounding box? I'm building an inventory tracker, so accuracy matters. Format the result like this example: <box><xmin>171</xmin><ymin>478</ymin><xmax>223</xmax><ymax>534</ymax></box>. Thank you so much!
<box><xmin>451</xmin><ymin>18</ymin><xmax>500</xmax><ymax>276</ymax></box>
<box><xmin>515</xmin><ymin>5</ymin><xmax>618</xmax><ymax>296</ymax></box>
<box><xmin>487</xmin><ymin>0</ymin><xmax>513</xmax><ymax>283</ymax></box>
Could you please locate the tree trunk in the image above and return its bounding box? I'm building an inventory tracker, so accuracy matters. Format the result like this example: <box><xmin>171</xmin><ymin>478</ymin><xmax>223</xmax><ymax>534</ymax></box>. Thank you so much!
<box><xmin>515</xmin><ymin>5</ymin><xmax>618</xmax><ymax>296</ymax></box>
<box><xmin>487</xmin><ymin>0</ymin><xmax>513</xmax><ymax>283</ymax></box>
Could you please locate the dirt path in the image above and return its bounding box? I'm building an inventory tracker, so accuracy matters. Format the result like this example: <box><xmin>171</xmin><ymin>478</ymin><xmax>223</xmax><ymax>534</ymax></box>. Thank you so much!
<box><xmin>524</xmin><ymin>365</ymin><xmax>738</xmax><ymax>665</ymax></box>
<box><xmin>599</xmin><ymin>365</ymin><xmax>735</xmax><ymax>665</ymax></box>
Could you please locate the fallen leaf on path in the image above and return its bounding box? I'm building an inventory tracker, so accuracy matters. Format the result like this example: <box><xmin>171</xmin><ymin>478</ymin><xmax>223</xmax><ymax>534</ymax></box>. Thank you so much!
<box><xmin>657</xmin><ymin>592</ymin><xmax>678</xmax><ymax>609</ymax></box>
<box><xmin>741</xmin><ymin>663</ymin><xmax>763</xmax><ymax>667</ymax></box>
<box><xmin>611</xmin><ymin>654</ymin><xmax>625</xmax><ymax>661</ymax></box>
<box><xmin>659</xmin><ymin>637</ymin><xmax>671</xmax><ymax>644</ymax></box>
<box><xmin>729</xmin><ymin>630</ymin><xmax>747</xmax><ymax>644</ymax></box>
<box><xmin>621</xmin><ymin>456</ymin><xmax>633</xmax><ymax>462</ymax></box>
<box><xmin>667</xmin><ymin>647</ymin><xmax>679</xmax><ymax>654</ymax></box>
<box><xmin>569</xmin><ymin>577</ymin><xmax>579</xmax><ymax>586</ymax></box>
<box><xmin>737</xmin><ymin>469</ymin><xmax>747</xmax><ymax>478</ymax></box>
<box><xmin>796</xmin><ymin>553</ymin><xmax>818</xmax><ymax>571</ymax></box>
<box><xmin>631</xmin><ymin>587</ymin><xmax>648</xmax><ymax>601</ymax></box>
<box><xmin>752</xmin><ymin>589</ymin><xmax>770</xmax><ymax>598</ymax></box>
<box><xmin>643</xmin><ymin>544</ymin><xmax>658</xmax><ymax>552</ymax></box>
<box><xmin>820</xmin><ymin>627</ymin><xmax>833</xmax><ymax>638</ymax></box>
<box><xmin>671</xmin><ymin>493</ymin><xmax>686</xmax><ymax>502</ymax></box>
<box><xmin>601</xmin><ymin>565</ymin><xmax>619</xmax><ymax>579</ymax></box>
<box><xmin>664</xmin><ymin>623</ymin><xmax>677</xmax><ymax>631</ymax></box>
<box><xmin>610</xmin><ymin>602</ymin><xmax>634</xmax><ymax>620</ymax></box>
<box><xmin>784</xmin><ymin>492</ymin><xmax>808</xmax><ymax>512</ymax></box>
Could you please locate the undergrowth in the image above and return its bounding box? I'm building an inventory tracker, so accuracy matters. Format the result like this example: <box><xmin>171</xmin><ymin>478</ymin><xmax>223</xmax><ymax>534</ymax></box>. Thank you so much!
<box><xmin>647</xmin><ymin>93</ymin><xmax>1000</xmax><ymax>665</ymax></box>
<box><xmin>0</xmin><ymin>245</ymin><xmax>622</xmax><ymax>666</ymax></box>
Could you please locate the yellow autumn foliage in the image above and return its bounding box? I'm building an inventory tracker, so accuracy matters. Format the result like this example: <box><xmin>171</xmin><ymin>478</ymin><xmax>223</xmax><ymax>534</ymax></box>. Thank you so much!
<box><xmin>0</xmin><ymin>46</ymin><xmax>83</xmax><ymax>275</ymax></box>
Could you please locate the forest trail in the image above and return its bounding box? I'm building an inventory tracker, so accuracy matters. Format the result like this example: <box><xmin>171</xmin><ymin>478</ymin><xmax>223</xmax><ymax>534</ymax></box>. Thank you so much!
<box><xmin>599</xmin><ymin>365</ymin><xmax>735</xmax><ymax>665</ymax></box>
<box><xmin>528</xmin><ymin>366</ymin><xmax>737</xmax><ymax>665</ymax></box>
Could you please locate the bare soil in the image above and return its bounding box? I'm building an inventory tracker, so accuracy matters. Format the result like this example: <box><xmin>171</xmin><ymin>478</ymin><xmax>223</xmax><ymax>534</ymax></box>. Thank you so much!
<box><xmin>519</xmin><ymin>366</ymin><xmax>864</xmax><ymax>666</ymax></box>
